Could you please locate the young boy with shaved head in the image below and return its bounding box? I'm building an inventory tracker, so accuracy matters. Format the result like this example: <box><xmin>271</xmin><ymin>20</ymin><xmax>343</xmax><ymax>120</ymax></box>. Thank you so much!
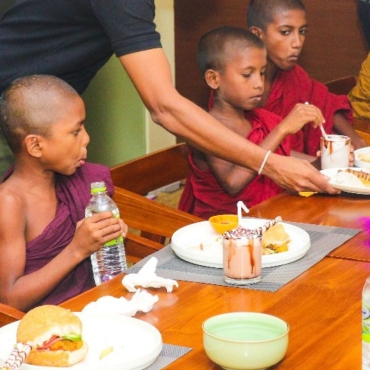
<box><xmin>0</xmin><ymin>75</ymin><xmax>127</xmax><ymax>311</ymax></box>
<box><xmin>179</xmin><ymin>26</ymin><xmax>324</xmax><ymax>218</ymax></box>
<box><xmin>247</xmin><ymin>0</ymin><xmax>366</xmax><ymax>156</ymax></box>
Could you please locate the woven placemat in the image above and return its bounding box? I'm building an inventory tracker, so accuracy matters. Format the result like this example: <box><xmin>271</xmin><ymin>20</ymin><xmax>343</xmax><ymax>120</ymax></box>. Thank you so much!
<box><xmin>146</xmin><ymin>343</ymin><xmax>192</xmax><ymax>369</ymax></box>
<box><xmin>128</xmin><ymin>221</ymin><xmax>360</xmax><ymax>292</ymax></box>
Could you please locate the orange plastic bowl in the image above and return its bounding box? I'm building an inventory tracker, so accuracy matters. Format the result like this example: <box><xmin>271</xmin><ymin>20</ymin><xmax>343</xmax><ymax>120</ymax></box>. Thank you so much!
<box><xmin>209</xmin><ymin>214</ymin><xmax>239</xmax><ymax>234</ymax></box>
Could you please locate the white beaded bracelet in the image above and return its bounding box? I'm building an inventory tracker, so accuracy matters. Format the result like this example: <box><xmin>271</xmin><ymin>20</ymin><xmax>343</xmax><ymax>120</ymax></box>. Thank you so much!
<box><xmin>258</xmin><ymin>150</ymin><xmax>271</xmax><ymax>175</ymax></box>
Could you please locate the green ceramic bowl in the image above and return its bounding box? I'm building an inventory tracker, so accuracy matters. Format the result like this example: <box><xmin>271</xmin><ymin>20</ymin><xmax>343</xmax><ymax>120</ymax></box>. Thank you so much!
<box><xmin>202</xmin><ymin>312</ymin><xmax>289</xmax><ymax>370</ymax></box>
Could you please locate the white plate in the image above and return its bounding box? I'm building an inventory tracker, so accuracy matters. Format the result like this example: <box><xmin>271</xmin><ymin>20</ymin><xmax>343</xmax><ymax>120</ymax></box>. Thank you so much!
<box><xmin>0</xmin><ymin>313</ymin><xmax>162</xmax><ymax>370</ymax></box>
<box><xmin>321</xmin><ymin>167</ymin><xmax>370</xmax><ymax>195</ymax></box>
<box><xmin>354</xmin><ymin>147</ymin><xmax>370</xmax><ymax>169</ymax></box>
<box><xmin>171</xmin><ymin>218</ymin><xmax>310</xmax><ymax>268</ymax></box>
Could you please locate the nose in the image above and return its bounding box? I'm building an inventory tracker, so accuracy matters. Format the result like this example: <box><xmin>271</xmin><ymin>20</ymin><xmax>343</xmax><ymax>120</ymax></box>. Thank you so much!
<box><xmin>82</xmin><ymin>127</ymin><xmax>90</xmax><ymax>147</ymax></box>
<box><xmin>292</xmin><ymin>31</ymin><xmax>304</xmax><ymax>49</ymax></box>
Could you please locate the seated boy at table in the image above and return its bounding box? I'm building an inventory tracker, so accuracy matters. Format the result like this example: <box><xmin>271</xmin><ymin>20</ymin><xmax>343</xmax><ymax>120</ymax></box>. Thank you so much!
<box><xmin>245</xmin><ymin>0</ymin><xmax>366</xmax><ymax>157</ymax></box>
<box><xmin>178</xmin><ymin>26</ymin><xmax>324</xmax><ymax>219</ymax></box>
<box><xmin>0</xmin><ymin>75</ymin><xmax>128</xmax><ymax>311</ymax></box>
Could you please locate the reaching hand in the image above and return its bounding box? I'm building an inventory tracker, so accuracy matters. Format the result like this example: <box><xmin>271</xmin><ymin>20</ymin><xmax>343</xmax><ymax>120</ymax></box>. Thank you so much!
<box><xmin>279</xmin><ymin>103</ymin><xmax>325</xmax><ymax>136</ymax></box>
<box><xmin>263</xmin><ymin>152</ymin><xmax>340</xmax><ymax>194</ymax></box>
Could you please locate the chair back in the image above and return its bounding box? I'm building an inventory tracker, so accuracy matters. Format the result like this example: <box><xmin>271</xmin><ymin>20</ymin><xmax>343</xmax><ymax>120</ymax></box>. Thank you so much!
<box><xmin>325</xmin><ymin>76</ymin><xmax>357</xmax><ymax>95</ymax></box>
<box><xmin>110</xmin><ymin>142</ymin><xmax>190</xmax><ymax>196</ymax></box>
<box><xmin>0</xmin><ymin>303</ymin><xmax>24</xmax><ymax>327</ymax></box>
<box><xmin>113</xmin><ymin>186</ymin><xmax>202</xmax><ymax>263</ymax></box>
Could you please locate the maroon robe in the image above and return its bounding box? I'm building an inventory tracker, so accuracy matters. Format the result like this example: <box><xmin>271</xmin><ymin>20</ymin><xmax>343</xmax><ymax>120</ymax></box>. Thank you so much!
<box><xmin>178</xmin><ymin>109</ymin><xmax>289</xmax><ymax>219</ymax></box>
<box><xmin>3</xmin><ymin>162</ymin><xmax>114</xmax><ymax>309</ymax></box>
<box><xmin>263</xmin><ymin>65</ymin><xmax>353</xmax><ymax>156</ymax></box>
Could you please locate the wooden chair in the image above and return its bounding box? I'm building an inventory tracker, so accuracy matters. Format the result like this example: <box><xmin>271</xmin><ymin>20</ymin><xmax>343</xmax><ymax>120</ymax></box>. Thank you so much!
<box><xmin>113</xmin><ymin>186</ymin><xmax>202</xmax><ymax>264</ymax></box>
<box><xmin>0</xmin><ymin>303</ymin><xmax>24</xmax><ymax>327</ymax></box>
<box><xmin>110</xmin><ymin>142</ymin><xmax>190</xmax><ymax>196</ymax></box>
<box><xmin>325</xmin><ymin>75</ymin><xmax>357</xmax><ymax>95</ymax></box>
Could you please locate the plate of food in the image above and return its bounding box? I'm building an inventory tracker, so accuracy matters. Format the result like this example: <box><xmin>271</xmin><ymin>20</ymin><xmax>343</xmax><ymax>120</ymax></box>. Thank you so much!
<box><xmin>171</xmin><ymin>218</ymin><xmax>310</xmax><ymax>268</ymax></box>
<box><xmin>355</xmin><ymin>147</ymin><xmax>370</xmax><ymax>169</ymax></box>
<box><xmin>321</xmin><ymin>167</ymin><xmax>370</xmax><ymax>194</ymax></box>
<box><xmin>0</xmin><ymin>306</ymin><xmax>162</xmax><ymax>370</ymax></box>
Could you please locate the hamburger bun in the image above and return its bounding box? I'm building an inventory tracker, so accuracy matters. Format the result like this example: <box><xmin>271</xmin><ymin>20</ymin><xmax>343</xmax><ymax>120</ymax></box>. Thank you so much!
<box><xmin>17</xmin><ymin>305</ymin><xmax>88</xmax><ymax>367</ymax></box>
<box><xmin>262</xmin><ymin>223</ymin><xmax>290</xmax><ymax>254</ymax></box>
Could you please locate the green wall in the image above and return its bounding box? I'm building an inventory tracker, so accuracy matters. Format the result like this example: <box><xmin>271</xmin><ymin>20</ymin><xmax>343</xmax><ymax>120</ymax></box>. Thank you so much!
<box><xmin>82</xmin><ymin>56</ymin><xmax>146</xmax><ymax>167</ymax></box>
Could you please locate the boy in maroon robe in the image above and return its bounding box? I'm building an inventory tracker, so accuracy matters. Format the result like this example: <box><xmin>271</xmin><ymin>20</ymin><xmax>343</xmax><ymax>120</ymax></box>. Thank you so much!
<box><xmin>179</xmin><ymin>27</ymin><xmax>324</xmax><ymax>219</ymax></box>
<box><xmin>247</xmin><ymin>0</ymin><xmax>366</xmax><ymax>156</ymax></box>
<box><xmin>0</xmin><ymin>75</ymin><xmax>128</xmax><ymax>311</ymax></box>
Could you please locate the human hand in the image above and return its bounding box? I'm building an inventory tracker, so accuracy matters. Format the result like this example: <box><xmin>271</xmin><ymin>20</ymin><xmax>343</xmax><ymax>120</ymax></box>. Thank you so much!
<box><xmin>262</xmin><ymin>153</ymin><xmax>340</xmax><ymax>194</ymax></box>
<box><xmin>279</xmin><ymin>103</ymin><xmax>325</xmax><ymax>135</ymax></box>
<box><xmin>71</xmin><ymin>212</ymin><xmax>127</xmax><ymax>259</ymax></box>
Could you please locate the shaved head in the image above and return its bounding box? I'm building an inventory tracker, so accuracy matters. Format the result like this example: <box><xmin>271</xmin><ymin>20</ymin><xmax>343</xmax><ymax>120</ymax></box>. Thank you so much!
<box><xmin>198</xmin><ymin>26</ymin><xmax>265</xmax><ymax>76</ymax></box>
<box><xmin>0</xmin><ymin>75</ymin><xmax>80</xmax><ymax>154</ymax></box>
<box><xmin>247</xmin><ymin>0</ymin><xmax>306</xmax><ymax>30</ymax></box>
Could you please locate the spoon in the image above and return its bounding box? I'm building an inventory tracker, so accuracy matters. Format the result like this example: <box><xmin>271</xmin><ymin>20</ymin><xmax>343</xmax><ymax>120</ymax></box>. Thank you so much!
<box><xmin>305</xmin><ymin>101</ymin><xmax>328</xmax><ymax>139</ymax></box>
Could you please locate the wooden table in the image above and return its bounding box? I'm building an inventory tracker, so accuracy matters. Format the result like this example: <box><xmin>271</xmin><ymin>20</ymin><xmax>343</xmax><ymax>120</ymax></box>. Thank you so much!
<box><xmin>61</xmin><ymin>257</ymin><xmax>368</xmax><ymax>369</ymax></box>
<box><xmin>248</xmin><ymin>192</ymin><xmax>370</xmax><ymax>262</ymax></box>
<box><xmin>60</xmin><ymin>191</ymin><xmax>370</xmax><ymax>369</ymax></box>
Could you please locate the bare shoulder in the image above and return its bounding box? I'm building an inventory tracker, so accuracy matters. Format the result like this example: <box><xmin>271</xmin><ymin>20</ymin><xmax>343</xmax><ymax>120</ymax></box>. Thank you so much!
<box><xmin>0</xmin><ymin>182</ymin><xmax>25</xmax><ymax>226</ymax></box>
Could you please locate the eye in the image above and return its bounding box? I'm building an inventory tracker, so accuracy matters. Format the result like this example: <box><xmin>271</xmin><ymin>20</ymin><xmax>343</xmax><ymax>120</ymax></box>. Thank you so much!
<box><xmin>280</xmin><ymin>29</ymin><xmax>291</xmax><ymax>36</ymax></box>
<box><xmin>72</xmin><ymin>128</ymin><xmax>82</xmax><ymax>136</ymax></box>
<box><xmin>299</xmin><ymin>28</ymin><xmax>308</xmax><ymax>36</ymax></box>
<box><xmin>242</xmin><ymin>73</ymin><xmax>251</xmax><ymax>78</ymax></box>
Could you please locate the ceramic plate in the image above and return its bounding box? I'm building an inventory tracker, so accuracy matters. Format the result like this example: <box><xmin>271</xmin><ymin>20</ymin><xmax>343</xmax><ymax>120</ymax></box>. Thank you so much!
<box><xmin>0</xmin><ymin>313</ymin><xmax>162</xmax><ymax>370</ymax></box>
<box><xmin>321</xmin><ymin>167</ymin><xmax>370</xmax><ymax>195</ymax></box>
<box><xmin>354</xmin><ymin>147</ymin><xmax>370</xmax><ymax>169</ymax></box>
<box><xmin>171</xmin><ymin>218</ymin><xmax>310</xmax><ymax>268</ymax></box>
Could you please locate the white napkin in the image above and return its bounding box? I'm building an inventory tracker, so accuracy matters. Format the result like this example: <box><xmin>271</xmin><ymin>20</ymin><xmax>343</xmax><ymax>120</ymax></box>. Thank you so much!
<box><xmin>122</xmin><ymin>257</ymin><xmax>178</xmax><ymax>293</ymax></box>
<box><xmin>82</xmin><ymin>289</ymin><xmax>158</xmax><ymax>316</ymax></box>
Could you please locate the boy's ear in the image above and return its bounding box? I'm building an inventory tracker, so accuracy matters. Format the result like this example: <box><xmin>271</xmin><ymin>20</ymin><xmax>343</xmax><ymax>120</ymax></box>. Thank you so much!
<box><xmin>204</xmin><ymin>69</ymin><xmax>220</xmax><ymax>90</ymax></box>
<box><xmin>24</xmin><ymin>135</ymin><xmax>43</xmax><ymax>158</ymax></box>
<box><xmin>249</xmin><ymin>26</ymin><xmax>263</xmax><ymax>39</ymax></box>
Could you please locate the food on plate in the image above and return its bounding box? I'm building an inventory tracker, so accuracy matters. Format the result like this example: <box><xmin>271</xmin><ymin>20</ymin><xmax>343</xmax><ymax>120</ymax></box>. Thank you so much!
<box><xmin>358</xmin><ymin>152</ymin><xmax>370</xmax><ymax>163</ymax></box>
<box><xmin>99</xmin><ymin>346</ymin><xmax>113</xmax><ymax>360</ymax></box>
<box><xmin>335</xmin><ymin>168</ymin><xmax>370</xmax><ymax>187</ymax></box>
<box><xmin>261</xmin><ymin>224</ymin><xmax>290</xmax><ymax>255</ymax></box>
<box><xmin>16</xmin><ymin>305</ymin><xmax>88</xmax><ymax>367</ymax></box>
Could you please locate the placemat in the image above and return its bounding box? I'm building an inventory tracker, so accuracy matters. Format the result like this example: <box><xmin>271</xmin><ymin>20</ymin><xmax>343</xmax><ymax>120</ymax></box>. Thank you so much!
<box><xmin>146</xmin><ymin>344</ymin><xmax>192</xmax><ymax>369</ymax></box>
<box><xmin>128</xmin><ymin>220</ymin><xmax>360</xmax><ymax>292</ymax></box>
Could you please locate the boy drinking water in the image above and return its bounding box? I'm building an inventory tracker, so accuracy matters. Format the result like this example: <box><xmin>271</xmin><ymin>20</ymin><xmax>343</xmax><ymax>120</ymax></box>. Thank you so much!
<box><xmin>0</xmin><ymin>75</ymin><xmax>127</xmax><ymax>311</ymax></box>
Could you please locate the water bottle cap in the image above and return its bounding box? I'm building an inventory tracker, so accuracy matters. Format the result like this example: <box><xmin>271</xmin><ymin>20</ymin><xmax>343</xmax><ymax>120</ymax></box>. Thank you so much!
<box><xmin>90</xmin><ymin>181</ymin><xmax>107</xmax><ymax>194</ymax></box>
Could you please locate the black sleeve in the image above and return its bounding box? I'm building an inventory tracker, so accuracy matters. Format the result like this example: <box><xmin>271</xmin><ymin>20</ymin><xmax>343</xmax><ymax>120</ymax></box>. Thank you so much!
<box><xmin>91</xmin><ymin>0</ymin><xmax>162</xmax><ymax>57</ymax></box>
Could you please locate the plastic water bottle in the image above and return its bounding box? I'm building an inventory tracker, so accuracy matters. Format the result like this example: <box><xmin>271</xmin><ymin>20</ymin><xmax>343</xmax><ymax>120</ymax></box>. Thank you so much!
<box><xmin>85</xmin><ymin>181</ymin><xmax>127</xmax><ymax>285</ymax></box>
<box><xmin>363</xmin><ymin>276</ymin><xmax>370</xmax><ymax>369</ymax></box>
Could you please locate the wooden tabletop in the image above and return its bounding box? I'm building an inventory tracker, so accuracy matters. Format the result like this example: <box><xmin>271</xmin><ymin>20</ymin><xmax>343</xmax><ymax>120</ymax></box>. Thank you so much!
<box><xmin>60</xmin><ymin>190</ymin><xmax>370</xmax><ymax>369</ymax></box>
<box><xmin>248</xmin><ymin>191</ymin><xmax>370</xmax><ymax>262</ymax></box>
<box><xmin>61</xmin><ymin>257</ymin><xmax>368</xmax><ymax>369</ymax></box>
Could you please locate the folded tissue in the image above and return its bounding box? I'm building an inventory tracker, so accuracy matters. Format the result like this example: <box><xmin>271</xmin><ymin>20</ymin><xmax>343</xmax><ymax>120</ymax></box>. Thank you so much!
<box><xmin>122</xmin><ymin>256</ymin><xmax>178</xmax><ymax>293</ymax></box>
<box><xmin>82</xmin><ymin>289</ymin><xmax>158</xmax><ymax>316</ymax></box>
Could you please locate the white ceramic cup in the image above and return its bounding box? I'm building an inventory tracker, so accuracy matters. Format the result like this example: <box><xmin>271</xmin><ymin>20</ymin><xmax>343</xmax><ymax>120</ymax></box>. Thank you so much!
<box><xmin>320</xmin><ymin>135</ymin><xmax>351</xmax><ymax>169</ymax></box>
<box><xmin>223</xmin><ymin>233</ymin><xmax>261</xmax><ymax>285</ymax></box>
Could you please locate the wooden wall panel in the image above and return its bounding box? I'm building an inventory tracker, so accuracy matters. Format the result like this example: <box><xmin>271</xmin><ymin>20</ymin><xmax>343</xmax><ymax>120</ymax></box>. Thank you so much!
<box><xmin>175</xmin><ymin>0</ymin><xmax>368</xmax><ymax>109</ymax></box>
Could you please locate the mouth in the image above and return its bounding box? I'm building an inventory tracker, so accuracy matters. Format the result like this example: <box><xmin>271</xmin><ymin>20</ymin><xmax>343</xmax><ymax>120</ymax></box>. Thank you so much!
<box><xmin>288</xmin><ymin>55</ymin><xmax>299</xmax><ymax>62</ymax></box>
<box><xmin>79</xmin><ymin>158</ymin><xmax>86</xmax><ymax>166</ymax></box>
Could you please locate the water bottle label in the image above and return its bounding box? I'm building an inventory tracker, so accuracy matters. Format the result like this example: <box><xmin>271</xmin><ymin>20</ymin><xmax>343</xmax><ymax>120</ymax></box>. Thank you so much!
<box><xmin>104</xmin><ymin>235</ymin><xmax>124</xmax><ymax>247</ymax></box>
<box><xmin>103</xmin><ymin>212</ymin><xmax>124</xmax><ymax>247</ymax></box>
<box><xmin>363</xmin><ymin>301</ymin><xmax>370</xmax><ymax>343</ymax></box>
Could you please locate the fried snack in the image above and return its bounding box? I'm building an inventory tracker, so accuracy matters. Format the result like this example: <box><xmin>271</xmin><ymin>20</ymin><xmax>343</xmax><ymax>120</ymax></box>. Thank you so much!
<box><xmin>261</xmin><ymin>224</ymin><xmax>290</xmax><ymax>255</ymax></box>
<box><xmin>342</xmin><ymin>168</ymin><xmax>370</xmax><ymax>187</ymax></box>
